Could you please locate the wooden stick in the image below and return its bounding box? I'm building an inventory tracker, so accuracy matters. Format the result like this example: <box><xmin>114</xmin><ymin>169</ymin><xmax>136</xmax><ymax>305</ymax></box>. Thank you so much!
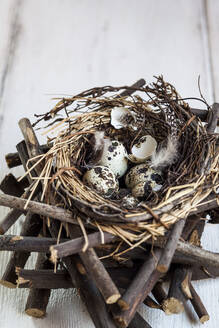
<box><xmin>206</xmin><ymin>103</ymin><xmax>219</xmax><ymax>134</ymax></box>
<box><xmin>0</xmin><ymin>234</ymin><xmax>62</xmax><ymax>252</ymax></box>
<box><xmin>80</xmin><ymin>247</ymin><xmax>121</xmax><ymax>304</ymax></box>
<box><xmin>19</xmin><ymin>117</ymin><xmax>118</xmax><ymax>326</ymax></box>
<box><xmin>21</xmin><ymin>113</ymin><xmax>121</xmax><ymax>311</ymax></box>
<box><xmin>0</xmin><ymin>158</ymin><xmax>34</xmax><ymax>235</ymax></box>
<box><xmin>5</xmin><ymin>152</ymin><xmax>22</xmax><ymax>168</ymax></box>
<box><xmin>0</xmin><ymin>142</ymin><xmax>40</xmax><ymax>235</ymax></box>
<box><xmin>1</xmin><ymin>193</ymin><xmax>219</xmax><ymax>269</ymax></box>
<box><xmin>25</xmin><ymin>254</ymin><xmax>52</xmax><ymax>318</ymax></box>
<box><xmin>157</xmin><ymin>219</ymin><xmax>186</xmax><ymax>273</ymax></box>
<box><xmin>161</xmin><ymin>217</ymin><xmax>205</xmax><ymax>314</ymax></box>
<box><xmin>125</xmin><ymin>193</ymin><xmax>218</xmax><ymax>223</ymax></box>
<box><xmin>0</xmin><ymin>173</ymin><xmax>25</xmax><ymax>197</ymax></box>
<box><xmin>208</xmin><ymin>208</ymin><xmax>219</xmax><ymax>224</ymax></box>
<box><xmin>16</xmin><ymin>140</ymin><xmax>36</xmax><ymax>182</ymax></box>
<box><xmin>143</xmin><ymin>295</ymin><xmax>161</xmax><ymax>310</ymax></box>
<box><xmin>69</xmin><ymin>218</ymin><xmax>122</xmax><ymax>307</ymax></box>
<box><xmin>1</xmin><ymin>191</ymin><xmax>218</xmax><ymax>229</ymax></box>
<box><xmin>117</xmin><ymin>248</ymin><xmax>162</xmax><ymax>308</ymax></box>
<box><xmin>0</xmin><ymin>138</ymin><xmax>43</xmax><ymax>287</ymax></box>
<box><xmin>181</xmin><ymin>215</ymin><xmax>202</xmax><ymax>241</ymax></box>
<box><xmin>192</xmin><ymin>265</ymin><xmax>219</xmax><ymax>281</ymax></box>
<box><xmin>189</xmin><ymin>194</ymin><xmax>219</xmax><ymax>216</ymax></box>
<box><xmin>16</xmin><ymin>260</ymin><xmax>219</xmax><ymax>291</ymax></box>
<box><xmin>117</xmin><ymin>79</ymin><xmax>145</xmax><ymax>97</ymax></box>
<box><xmin>50</xmin><ymin>231</ymin><xmax>116</xmax><ymax>261</ymax></box>
<box><xmin>113</xmin><ymin>269</ymin><xmax>161</xmax><ymax>328</ymax></box>
<box><xmin>16</xmin><ymin>268</ymin><xmax>73</xmax><ymax>289</ymax></box>
<box><xmin>162</xmin><ymin>266</ymin><xmax>187</xmax><ymax>315</ymax></box>
<box><xmin>18</xmin><ymin>265</ymin><xmax>150</xmax><ymax>328</ymax></box>
<box><xmin>191</xmin><ymin>107</ymin><xmax>219</xmax><ymax>124</ymax></box>
<box><xmin>19</xmin><ymin>118</ymin><xmax>42</xmax><ymax>160</ymax></box>
<box><xmin>5</xmin><ymin>144</ymin><xmax>50</xmax><ymax>168</ymax></box>
<box><xmin>128</xmin><ymin>312</ymin><xmax>152</xmax><ymax>328</ymax></box>
<box><xmin>176</xmin><ymin>240</ymin><xmax>219</xmax><ymax>268</ymax></box>
<box><xmin>0</xmin><ymin>212</ymin><xmax>42</xmax><ymax>288</ymax></box>
<box><xmin>49</xmin><ymin>220</ymin><xmax>118</xmax><ymax>328</ymax></box>
<box><xmin>189</xmin><ymin>283</ymin><xmax>210</xmax><ymax>323</ymax></box>
<box><xmin>0</xmin><ymin>193</ymin><xmax>77</xmax><ymax>225</ymax></box>
<box><xmin>151</xmin><ymin>282</ymin><xmax>167</xmax><ymax>308</ymax></box>
<box><xmin>0</xmin><ymin>208</ymin><xmax>26</xmax><ymax>235</ymax></box>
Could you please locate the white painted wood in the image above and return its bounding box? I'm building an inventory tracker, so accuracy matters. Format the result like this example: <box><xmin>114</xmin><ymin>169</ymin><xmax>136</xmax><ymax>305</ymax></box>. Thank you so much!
<box><xmin>0</xmin><ymin>0</ymin><xmax>218</xmax><ymax>327</ymax></box>
<box><xmin>207</xmin><ymin>0</ymin><xmax>219</xmax><ymax>103</ymax></box>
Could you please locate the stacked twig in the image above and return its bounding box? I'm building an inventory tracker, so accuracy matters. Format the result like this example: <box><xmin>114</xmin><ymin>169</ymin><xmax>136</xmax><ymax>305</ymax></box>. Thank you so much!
<box><xmin>0</xmin><ymin>79</ymin><xmax>218</xmax><ymax>327</ymax></box>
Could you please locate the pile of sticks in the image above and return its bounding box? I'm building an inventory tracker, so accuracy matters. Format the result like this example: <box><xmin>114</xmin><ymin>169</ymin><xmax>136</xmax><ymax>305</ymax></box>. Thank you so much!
<box><xmin>0</xmin><ymin>82</ymin><xmax>219</xmax><ymax>327</ymax></box>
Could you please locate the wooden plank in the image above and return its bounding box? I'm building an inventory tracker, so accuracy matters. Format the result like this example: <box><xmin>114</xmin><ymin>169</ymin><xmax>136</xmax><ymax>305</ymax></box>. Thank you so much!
<box><xmin>206</xmin><ymin>0</ymin><xmax>219</xmax><ymax>106</ymax></box>
<box><xmin>0</xmin><ymin>0</ymin><xmax>218</xmax><ymax>327</ymax></box>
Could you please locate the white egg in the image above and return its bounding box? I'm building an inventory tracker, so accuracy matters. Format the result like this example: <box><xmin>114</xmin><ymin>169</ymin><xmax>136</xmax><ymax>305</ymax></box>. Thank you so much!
<box><xmin>129</xmin><ymin>135</ymin><xmax>157</xmax><ymax>163</ymax></box>
<box><xmin>98</xmin><ymin>140</ymin><xmax>128</xmax><ymax>178</ymax></box>
<box><xmin>83</xmin><ymin>166</ymin><xmax>119</xmax><ymax>197</ymax></box>
<box><xmin>125</xmin><ymin>163</ymin><xmax>163</xmax><ymax>198</ymax></box>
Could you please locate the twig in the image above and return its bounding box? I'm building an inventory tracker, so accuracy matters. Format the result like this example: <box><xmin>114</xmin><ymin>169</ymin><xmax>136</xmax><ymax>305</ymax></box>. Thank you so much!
<box><xmin>206</xmin><ymin>103</ymin><xmax>219</xmax><ymax>134</ymax></box>
<box><xmin>162</xmin><ymin>266</ymin><xmax>187</xmax><ymax>314</ymax></box>
<box><xmin>0</xmin><ymin>234</ymin><xmax>62</xmax><ymax>252</ymax></box>
<box><xmin>0</xmin><ymin>173</ymin><xmax>26</xmax><ymax>197</ymax></box>
<box><xmin>117</xmin><ymin>79</ymin><xmax>146</xmax><ymax>97</ymax></box>
<box><xmin>151</xmin><ymin>282</ymin><xmax>167</xmax><ymax>309</ymax></box>
<box><xmin>49</xmin><ymin>220</ymin><xmax>117</xmax><ymax>328</ymax></box>
<box><xmin>0</xmin><ymin>212</ymin><xmax>42</xmax><ymax>288</ymax></box>
<box><xmin>16</xmin><ymin>268</ymin><xmax>73</xmax><ymax>289</ymax></box>
<box><xmin>161</xmin><ymin>217</ymin><xmax>205</xmax><ymax>314</ymax></box>
<box><xmin>25</xmin><ymin>254</ymin><xmax>52</xmax><ymax>318</ymax></box>
<box><xmin>5</xmin><ymin>144</ymin><xmax>50</xmax><ymax>169</ymax></box>
<box><xmin>117</xmin><ymin>248</ymin><xmax>162</xmax><ymax>309</ymax></box>
<box><xmin>113</xmin><ymin>269</ymin><xmax>161</xmax><ymax>328</ymax></box>
<box><xmin>19</xmin><ymin>118</ymin><xmax>119</xmax><ymax>325</ymax></box>
<box><xmin>189</xmin><ymin>283</ymin><xmax>210</xmax><ymax>323</ymax></box>
<box><xmin>0</xmin><ymin>141</ymin><xmax>40</xmax><ymax>235</ymax></box>
<box><xmin>0</xmin><ymin>193</ymin><xmax>77</xmax><ymax>225</ymax></box>
<box><xmin>1</xmin><ymin>194</ymin><xmax>219</xmax><ymax>269</ymax></box>
<box><xmin>50</xmin><ymin>231</ymin><xmax>116</xmax><ymax>261</ymax></box>
<box><xmin>157</xmin><ymin>219</ymin><xmax>186</xmax><ymax>273</ymax></box>
<box><xmin>128</xmin><ymin>312</ymin><xmax>152</xmax><ymax>328</ymax></box>
<box><xmin>80</xmin><ymin>247</ymin><xmax>121</xmax><ymax>304</ymax></box>
<box><xmin>176</xmin><ymin>240</ymin><xmax>219</xmax><ymax>268</ymax></box>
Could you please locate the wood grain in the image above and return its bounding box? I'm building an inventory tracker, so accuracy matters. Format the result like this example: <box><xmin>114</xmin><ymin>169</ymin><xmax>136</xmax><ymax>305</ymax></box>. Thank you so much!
<box><xmin>0</xmin><ymin>1</ymin><xmax>219</xmax><ymax>327</ymax></box>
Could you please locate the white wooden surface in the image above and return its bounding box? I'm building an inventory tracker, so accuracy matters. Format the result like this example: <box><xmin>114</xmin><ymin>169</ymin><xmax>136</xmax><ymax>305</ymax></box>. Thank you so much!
<box><xmin>0</xmin><ymin>0</ymin><xmax>218</xmax><ymax>327</ymax></box>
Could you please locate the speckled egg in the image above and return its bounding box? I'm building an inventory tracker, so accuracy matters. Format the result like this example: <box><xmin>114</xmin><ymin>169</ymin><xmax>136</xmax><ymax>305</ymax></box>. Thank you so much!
<box><xmin>83</xmin><ymin>166</ymin><xmax>119</xmax><ymax>197</ymax></box>
<box><xmin>121</xmin><ymin>194</ymin><xmax>139</xmax><ymax>209</ymax></box>
<box><xmin>98</xmin><ymin>140</ymin><xmax>128</xmax><ymax>178</ymax></box>
<box><xmin>125</xmin><ymin>164</ymin><xmax>162</xmax><ymax>188</ymax></box>
<box><xmin>125</xmin><ymin>163</ymin><xmax>163</xmax><ymax>198</ymax></box>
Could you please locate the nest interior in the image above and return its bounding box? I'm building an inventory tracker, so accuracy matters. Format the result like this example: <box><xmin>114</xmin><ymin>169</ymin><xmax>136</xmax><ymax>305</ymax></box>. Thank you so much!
<box><xmin>24</xmin><ymin>76</ymin><xmax>219</xmax><ymax>253</ymax></box>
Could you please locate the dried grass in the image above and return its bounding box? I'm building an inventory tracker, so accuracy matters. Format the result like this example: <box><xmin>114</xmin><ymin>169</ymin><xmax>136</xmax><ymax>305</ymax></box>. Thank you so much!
<box><xmin>20</xmin><ymin>76</ymin><xmax>219</xmax><ymax>251</ymax></box>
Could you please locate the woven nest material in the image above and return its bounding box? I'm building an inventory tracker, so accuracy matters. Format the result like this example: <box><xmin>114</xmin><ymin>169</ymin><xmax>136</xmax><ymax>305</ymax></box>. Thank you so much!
<box><xmin>23</xmin><ymin>76</ymin><xmax>219</xmax><ymax>252</ymax></box>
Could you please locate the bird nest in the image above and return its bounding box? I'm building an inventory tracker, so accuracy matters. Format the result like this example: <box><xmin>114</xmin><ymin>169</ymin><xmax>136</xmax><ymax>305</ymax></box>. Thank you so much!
<box><xmin>24</xmin><ymin>76</ymin><xmax>218</xmax><ymax>251</ymax></box>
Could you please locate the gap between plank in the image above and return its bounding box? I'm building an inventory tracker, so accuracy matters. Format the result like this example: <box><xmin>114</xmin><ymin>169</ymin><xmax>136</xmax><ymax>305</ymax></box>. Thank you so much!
<box><xmin>200</xmin><ymin>0</ymin><xmax>215</xmax><ymax>104</ymax></box>
<box><xmin>0</xmin><ymin>0</ymin><xmax>23</xmax><ymax>120</ymax></box>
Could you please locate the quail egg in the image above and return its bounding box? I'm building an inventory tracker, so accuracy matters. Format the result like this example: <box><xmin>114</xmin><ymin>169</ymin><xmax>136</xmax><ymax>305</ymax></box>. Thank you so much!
<box><xmin>121</xmin><ymin>194</ymin><xmax>139</xmax><ymax>209</ymax></box>
<box><xmin>83</xmin><ymin>166</ymin><xmax>119</xmax><ymax>197</ymax></box>
<box><xmin>129</xmin><ymin>135</ymin><xmax>157</xmax><ymax>163</ymax></box>
<box><xmin>111</xmin><ymin>107</ymin><xmax>138</xmax><ymax>130</ymax></box>
<box><xmin>98</xmin><ymin>139</ymin><xmax>128</xmax><ymax>178</ymax></box>
<box><xmin>125</xmin><ymin>163</ymin><xmax>163</xmax><ymax>198</ymax></box>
